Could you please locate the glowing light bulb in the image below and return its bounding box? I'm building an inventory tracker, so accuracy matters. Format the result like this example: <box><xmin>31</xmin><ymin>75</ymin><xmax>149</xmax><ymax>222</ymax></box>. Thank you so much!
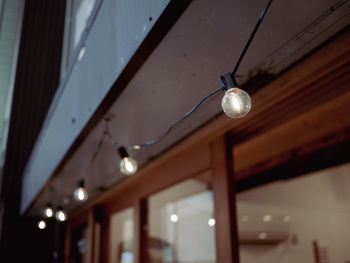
<box><xmin>43</xmin><ymin>205</ymin><xmax>53</xmax><ymax>218</ymax></box>
<box><xmin>74</xmin><ymin>180</ymin><xmax>88</xmax><ymax>202</ymax></box>
<box><xmin>38</xmin><ymin>220</ymin><xmax>46</xmax><ymax>230</ymax></box>
<box><xmin>170</xmin><ymin>214</ymin><xmax>179</xmax><ymax>223</ymax></box>
<box><xmin>74</xmin><ymin>187</ymin><xmax>88</xmax><ymax>202</ymax></box>
<box><xmin>55</xmin><ymin>208</ymin><xmax>67</xmax><ymax>222</ymax></box>
<box><xmin>208</xmin><ymin>218</ymin><xmax>216</xmax><ymax>227</ymax></box>
<box><xmin>221</xmin><ymin>88</ymin><xmax>251</xmax><ymax>118</ymax></box>
<box><xmin>120</xmin><ymin>157</ymin><xmax>138</xmax><ymax>175</ymax></box>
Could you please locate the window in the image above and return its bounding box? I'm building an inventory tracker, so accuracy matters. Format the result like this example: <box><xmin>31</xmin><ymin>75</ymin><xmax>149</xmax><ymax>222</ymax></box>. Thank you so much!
<box><xmin>148</xmin><ymin>175</ymin><xmax>216</xmax><ymax>263</ymax></box>
<box><xmin>109</xmin><ymin>207</ymin><xmax>135</xmax><ymax>263</ymax></box>
<box><xmin>65</xmin><ymin>0</ymin><xmax>96</xmax><ymax>68</ymax></box>
<box><xmin>237</xmin><ymin>162</ymin><xmax>350</xmax><ymax>263</ymax></box>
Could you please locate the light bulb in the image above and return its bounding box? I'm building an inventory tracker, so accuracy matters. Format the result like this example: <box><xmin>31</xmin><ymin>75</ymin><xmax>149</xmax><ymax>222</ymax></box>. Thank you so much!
<box><xmin>120</xmin><ymin>157</ymin><xmax>138</xmax><ymax>175</ymax></box>
<box><xmin>208</xmin><ymin>218</ymin><xmax>216</xmax><ymax>227</ymax></box>
<box><xmin>43</xmin><ymin>206</ymin><xmax>53</xmax><ymax>218</ymax></box>
<box><xmin>74</xmin><ymin>187</ymin><xmax>88</xmax><ymax>202</ymax></box>
<box><xmin>55</xmin><ymin>208</ymin><xmax>67</xmax><ymax>222</ymax></box>
<box><xmin>170</xmin><ymin>214</ymin><xmax>179</xmax><ymax>223</ymax></box>
<box><xmin>221</xmin><ymin>88</ymin><xmax>251</xmax><ymax>118</ymax></box>
<box><xmin>38</xmin><ymin>220</ymin><xmax>46</xmax><ymax>230</ymax></box>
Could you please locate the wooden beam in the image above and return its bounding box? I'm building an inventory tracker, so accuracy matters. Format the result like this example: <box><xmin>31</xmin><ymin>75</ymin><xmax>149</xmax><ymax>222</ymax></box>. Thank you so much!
<box><xmin>235</xmin><ymin>90</ymin><xmax>350</xmax><ymax>179</ymax></box>
<box><xmin>64</xmin><ymin>222</ymin><xmax>72</xmax><ymax>263</ymax></box>
<box><xmin>211</xmin><ymin>135</ymin><xmax>239</xmax><ymax>263</ymax></box>
<box><xmin>134</xmin><ymin>199</ymin><xmax>148</xmax><ymax>263</ymax></box>
<box><xmin>85</xmin><ymin>206</ymin><xmax>103</xmax><ymax>263</ymax></box>
<box><xmin>237</xmin><ymin>135</ymin><xmax>350</xmax><ymax>192</ymax></box>
<box><xmin>99</xmin><ymin>215</ymin><xmax>110</xmax><ymax>263</ymax></box>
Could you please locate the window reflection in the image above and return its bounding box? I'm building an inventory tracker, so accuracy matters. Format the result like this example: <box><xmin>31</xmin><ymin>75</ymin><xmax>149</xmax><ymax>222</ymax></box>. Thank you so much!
<box><xmin>66</xmin><ymin>0</ymin><xmax>96</xmax><ymax>67</ymax></box>
<box><xmin>148</xmin><ymin>174</ymin><xmax>216</xmax><ymax>263</ymax></box>
<box><xmin>109</xmin><ymin>208</ymin><xmax>134</xmax><ymax>263</ymax></box>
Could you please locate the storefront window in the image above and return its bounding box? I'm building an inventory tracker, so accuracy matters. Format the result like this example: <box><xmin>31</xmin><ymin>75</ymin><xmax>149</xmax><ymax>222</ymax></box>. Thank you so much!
<box><xmin>148</xmin><ymin>175</ymin><xmax>216</xmax><ymax>263</ymax></box>
<box><xmin>237</xmin><ymin>162</ymin><xmax>350</xmax><ymax>263</ymax></box>
<box><xmin>109</xmin><ymin>207</ymin><xmax>135</xmax><ymax>263</ymax></box>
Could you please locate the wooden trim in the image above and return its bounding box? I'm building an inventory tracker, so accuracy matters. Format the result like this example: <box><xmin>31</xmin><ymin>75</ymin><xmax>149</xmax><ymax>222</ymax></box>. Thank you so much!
<box><xmin>86</xmin><ymin>207</ymin><xmax>100</xmax><ymax>263</ymax></box>
<box><xmin>211</xmin><ymin>135</ymin><xmax>240</xmax><ymax>263</ymax></box>
<box><xmin>134</xmin><ymin>199</ymin><xmax>148</xmax><ymax>263</ymax></box>
<box><xmin>234</xmin><ymin>89</ymin><xmax>350</xmax><ymax>178</ymax></box>
<box><xmin>64</xmin><ymin>222</ymin><xmax>72</xmax><ymax>263</ymax></box>
<box><xmin>99</xmin><ymin>215</ymin><xmax>110</xmax><ymax>263</ymax></box>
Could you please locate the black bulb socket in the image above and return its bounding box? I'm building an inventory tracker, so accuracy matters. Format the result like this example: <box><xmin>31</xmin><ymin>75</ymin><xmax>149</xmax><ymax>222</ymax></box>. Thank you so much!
<box><xmin>118</xmin><ymin>146</ymin><xmax>129</xmax><ymax>159</ymax></box>
<box><xmin>219</xmin><ymin>73</ymin><xmax>238</xmax><ymax>91</ymax></box>
<box><xmin>78</xmin><ymin>180</ymin><xmax>85</xmax><ymax>188</ymax></box>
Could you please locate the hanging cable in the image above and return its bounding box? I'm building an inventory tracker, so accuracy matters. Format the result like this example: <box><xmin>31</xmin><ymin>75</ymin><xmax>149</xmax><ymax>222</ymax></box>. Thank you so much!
<box><xmin>230</xmin><ymin>0</ymin><xmax>274</xmax><ymax>77</ymax></box>
<box><xmin>75</xmin><ymin>0</ymin><xmax>275</xmax><ymax>180</ymax></box>
<box><xmin>127</xmin><ymin>87</ymin><xmax>223</xmax><ymax>149</ymax></box>
<box><xmin>125</xmin><ymin>0</ymin><xmax>274</xmax><ymax>148</ymax></box>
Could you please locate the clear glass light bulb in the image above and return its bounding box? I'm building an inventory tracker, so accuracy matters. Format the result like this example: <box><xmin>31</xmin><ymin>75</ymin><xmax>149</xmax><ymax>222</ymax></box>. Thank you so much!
<box><xmin>38</xmin><ymin>220</ymin><xmax>46</xmax><ymax>230</ymax></box>
<box><xmin>208</xmin><ymin>218</ymin><xmax>216</xmax><ymax>227</ymax></box>
<box><xmin>120</xmin><ymin>157</ymin><xmax>138</xmax><ymax>175</ymax></box>
<box><xmin>74</xmin><ymin>187</ymin><xmax>88</xmax><ymax>202</ymax></box>
<box><xmin>221</xmin><ymin>88</ymin><xmax>251</xmax><ymax>118</ymax></box>
<box><xmin>55</xmin><ymin>210</ymin><xmax>67</xmax><ymax>222</ymax></box>
<box><xmin>43</xmin><ymin>206</ymin><xmax>53</xmax><ymax>218</ymax></box>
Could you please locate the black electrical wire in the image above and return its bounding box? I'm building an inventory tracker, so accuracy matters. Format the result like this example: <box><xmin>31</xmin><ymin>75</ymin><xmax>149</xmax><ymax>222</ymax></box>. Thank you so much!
<box><xmin>230</xmin><ymin>0</ymin><xmax>274</xmax><ymax>77</ymax></box>
<box><xmin>104</xmin><ymin>0</ymin><xmax>274</xmax><ymax>151</ymax></box>
<box><xmin>105</xmin><ymin>128</ymin><xmax>119</xmax><ymax>150</ymax></box>
<box><xmin>84</xmin><ymin>131</ymin><xmax>106</xmax><ymax>175</ymax></box>
<box><xmin>126</xmin><ymin>87</ymin><xmax>223</xmax><ymax>149</ymax></box>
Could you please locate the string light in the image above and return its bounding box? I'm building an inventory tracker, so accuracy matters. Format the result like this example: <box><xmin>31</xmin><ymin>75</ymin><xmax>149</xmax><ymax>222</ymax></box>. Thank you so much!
<box><xmin>43</xmin><ymin>204</ymin><xmax>54</xmax><ymax>218</ymax></box>
<box><xmin>45</xmin><ymin>0</ymin><xmax>275</xmax><ymax>223</ymax></box>
<box><xmin>73</xmin><ymin>180</ymin><xmax>88</xmax><ymax>202</ymax></box>
<box><xmin>118</xmin><ymin>146</ymin><xmax>138</xmax><ymax>175</ymax></box>
<box><xmin>220</xmin><ymin>74</ymin><xmax>251</xmax><ymax>118</ymax></box>
<box><xmin>37</xmin><ymin>220</ymin><xmax>47</xmax><ymax>230</ymax></box>
<box><xmin>55</xmin><ymin>207</ymin><xmax>67</xmax><ymax>222</ymax></box>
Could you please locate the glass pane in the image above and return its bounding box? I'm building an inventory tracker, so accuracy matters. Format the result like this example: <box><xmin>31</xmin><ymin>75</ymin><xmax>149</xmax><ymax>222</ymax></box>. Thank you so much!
<box><xmin>237</xmin><ymin>162</ymin><xmax>350</xmax><ymax>263</ymax></box>
<box><xmin>66</xmin><ymin>0</ymin><xmax>96</xmax><ymax>67</ymax></box>
<box><xmin>109</xmin><ymin>207</ymin><xmax>135</xmax><ymax>263</ymax></box>
<box><xmin>148</xmin><ymin>174</ymin><xmax>216</xmax><ymax>263</ymax></box>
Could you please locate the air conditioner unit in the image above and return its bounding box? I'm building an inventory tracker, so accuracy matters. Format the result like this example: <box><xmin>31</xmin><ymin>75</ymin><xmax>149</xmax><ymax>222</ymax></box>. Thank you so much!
<box><xmin>237</xmin><ymin>204</ymin><xmax>290</xmax><ymax>244</ymax></box>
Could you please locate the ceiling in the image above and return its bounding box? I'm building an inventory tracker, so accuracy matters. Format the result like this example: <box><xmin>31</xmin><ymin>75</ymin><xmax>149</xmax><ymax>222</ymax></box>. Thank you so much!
<box><xmin>29</xmin><ymin>0</ymin><xmax>350</xmax><ymax>216</ymax></box>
